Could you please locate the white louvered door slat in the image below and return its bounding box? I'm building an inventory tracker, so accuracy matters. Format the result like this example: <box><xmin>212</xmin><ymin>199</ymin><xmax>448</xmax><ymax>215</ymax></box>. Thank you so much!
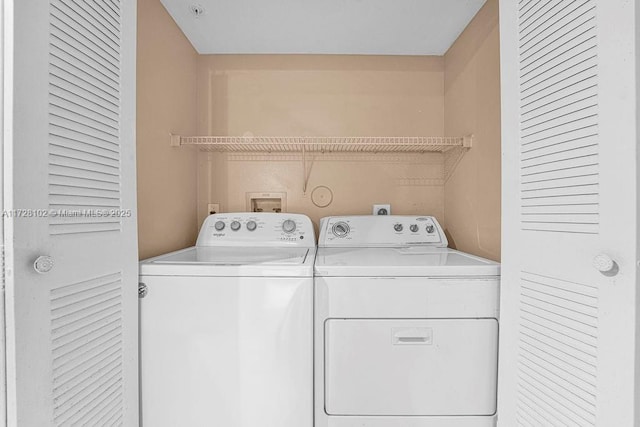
<box><xmin>499</xmin><ymin>0</ymin><xmax>639</xmax><ymax>426</ymax></box>
<box><xmin>3</xmin><ymin>0</ymin><xmax>138</xmax><ymax>425</ymax></box>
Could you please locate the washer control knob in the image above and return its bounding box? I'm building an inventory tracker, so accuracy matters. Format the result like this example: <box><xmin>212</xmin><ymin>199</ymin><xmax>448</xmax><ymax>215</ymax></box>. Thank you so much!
<box><xmin>33</xmin><ymin>255</ymin><xmax>54</xmax><ymax>274</ymax></box>
<box><xmin>394</xmin><ymin>223</ymin><xmax>403</xmax><ymax>232</ymax></box>
<box><xmin>246</xmin><ymin>220</ymin><xmax>257</xmax><ymax>231</ymax></box>
<box><xmin>332</xmin><ymin>222</ymin><xmax>350</xmax><ymax>238</ymax></box>
<box><xmin>230</xmin><ymin>221</ymin><xmax>241</xmax><ymax>231</ymax></box>
<box><xmin>282</xmin><ymin>219</ymin><xmax>297</xmax><ymax>233</ymax></box>
<box><xmin>214</xmin><ymin>221</ymin><xmax>225</xmax><ymax>231</ymax></box>
<box><xmin>410</xmin><ymin>224</ymin><xmax>419</xmax><ymax>233</ymax></box>
<box><xmin>426</xmin><ymin>225</ymin><xmax>435</xmax><ymax>234</ymax></box>
<box><xmin>593</xmin><ymin>254</ymin><xmax>619</xmax><ymax>276</ymax></box>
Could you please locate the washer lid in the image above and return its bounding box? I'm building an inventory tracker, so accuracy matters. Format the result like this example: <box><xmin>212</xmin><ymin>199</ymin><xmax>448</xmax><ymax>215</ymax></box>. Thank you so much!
<box><xmin>140</xmin><ymin>246</ymin><xmax>314</xmax><ymax>277</ymax></box>
<box><xmin>314</xmin><ymin>247</ymin><xmax>500</xmax><ymax>277</ymax></box>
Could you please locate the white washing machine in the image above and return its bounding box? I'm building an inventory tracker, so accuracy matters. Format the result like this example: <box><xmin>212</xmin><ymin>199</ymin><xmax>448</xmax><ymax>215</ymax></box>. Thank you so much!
<box><xmin>314</xmin><ymin>215</ymin><xmax>500</xmax><ymax>427</ymax></box>
<box><xmin>139</xmin><ymin>212</ymin><xmax>315</xmax><ymax>427</ymax></box>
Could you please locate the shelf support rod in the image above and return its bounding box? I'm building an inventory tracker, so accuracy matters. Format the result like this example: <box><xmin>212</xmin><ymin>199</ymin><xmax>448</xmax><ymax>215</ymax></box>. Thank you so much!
<box><xmin>443</xmin><ymin>134</ymin><xmax>474</xmax><ymax>183</ymax></box>
<box><xmin>302</xmin><ymin>145</ymin><xmax>307</xmax><ymax>194</ymax></box>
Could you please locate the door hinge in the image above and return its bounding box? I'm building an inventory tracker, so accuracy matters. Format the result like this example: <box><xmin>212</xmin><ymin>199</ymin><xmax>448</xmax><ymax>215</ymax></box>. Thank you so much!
<box><xmin>138</xmin><ymin>283</ymin><xmax>148</xmax><ymax>298</ymax></box>
<box><xmin>0</xmin><ymin>245</ymin><xmax>5</xmax><ymax>290</ymax></box>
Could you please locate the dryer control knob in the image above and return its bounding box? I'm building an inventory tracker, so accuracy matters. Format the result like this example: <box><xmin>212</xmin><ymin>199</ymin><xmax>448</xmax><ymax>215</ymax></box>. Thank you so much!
<box><xmin>214</xmin><ymin>221</ymin><xmax>225</xmax><ymax>231</ymax></box>
<box><xmin>230</xmin><ymin>221</ymin><xmax>241</xmax><ymax>231</ymax></box>
<box><xmin>246</xmin><ymin>220</ymin><xmax>257</xmax><ymax>231</ymax></box>
<box><xmin>410</xmin><ymin>224</ymin><xmax>419</xmax><ymax>232</ymax></box>
<box><xmin>332</xmin><ymin>222</ymin><xmax>350</xmax><ymax>238</ymax></box>
<box><xmin>426</xmin><ymin>225</ymin><xmax>435</xmax><ymax>234</ymax></box>
<box><xmin>394</xmin><ymin>223</ymin><xmax>403</xmax><ymax>232</ymax></box>
<box><xmin>282</xmin><ymin>219</ymin><xmax>297</xmax><ymax>233</ymax></box>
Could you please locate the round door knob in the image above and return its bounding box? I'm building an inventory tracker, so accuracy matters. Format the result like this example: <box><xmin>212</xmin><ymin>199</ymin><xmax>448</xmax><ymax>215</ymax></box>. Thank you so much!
<box><xmin>426</xmin><ymin>225</ymin><xmax>435</xmax><ymax>234</ymax></box>
<box><xmin>394</xmin><ymin>223</ymin><xmax>403</xmax><ymax>232</ymax></box>
<box><xmin>593</xmin><ymin>254</ymin><xmax>618</xmax><ymax>276</ymax></box>
<box><xmin>34</xmin><ymin>256</ymin><xmax>54</xmax><ymax>274</ymax></box>
<box><xmin>214</xmin><ymin>221</ymin><xmax>225</xmax><ymax>231</ymax></box>
<box><xmin>410</xmin><ymin>224</ymin><xmax>419</xmax><ymax>233</ymax></box>
<box><xmin>282</xmin><ymin>219</ymin><xmax>297</xmax><ymax>233</ymax></box>
<box><xmin>246</xmin><ymin>220</ymin><xmax>257</xmax><ymax>231</ymax></box>
<box><xmin>230</xmin><ymin>221</ymin><xmax>241</xmax><ymax>231</ymax></box>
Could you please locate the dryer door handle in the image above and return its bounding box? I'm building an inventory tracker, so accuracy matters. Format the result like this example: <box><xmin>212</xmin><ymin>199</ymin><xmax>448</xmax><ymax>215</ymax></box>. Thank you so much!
<box><xmin>392</xmin><ymin>327</ymin><xmax>433</xmax><ymax>345</ymax></box>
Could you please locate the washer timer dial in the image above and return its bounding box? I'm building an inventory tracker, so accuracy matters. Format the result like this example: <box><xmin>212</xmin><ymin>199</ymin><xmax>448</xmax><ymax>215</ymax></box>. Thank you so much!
<box><xmin>332</xmin><ymin>222</ymin><xmax>350</xmax><ymax>238</ymax></box>
<box><xmin>282</xmin><ymin>219</ymin><xmax>297</xmax><ymax>233</ymax></box>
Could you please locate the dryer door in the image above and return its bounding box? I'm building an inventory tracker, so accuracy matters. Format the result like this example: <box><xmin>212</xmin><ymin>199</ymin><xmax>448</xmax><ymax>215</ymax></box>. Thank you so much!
<box><xmin>325</xmin><ymin>318</ymin><xmax>498</xmax><ymax>416</ymax></box>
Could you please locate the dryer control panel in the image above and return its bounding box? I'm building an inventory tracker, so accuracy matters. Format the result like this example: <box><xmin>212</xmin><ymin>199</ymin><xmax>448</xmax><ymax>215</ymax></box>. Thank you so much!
<box><xmin>318</xmin><ymin>215</ymin><xmax>448</xmax><ymax>248</ymax></box>
<box><xmin>197</xmin><ymin>212</ymin><xmax>315</xmax><ymax>247</ymax></box>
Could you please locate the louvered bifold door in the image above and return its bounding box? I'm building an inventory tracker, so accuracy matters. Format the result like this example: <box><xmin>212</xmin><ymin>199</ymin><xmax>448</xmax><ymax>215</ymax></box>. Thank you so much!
<box><xmin>3</xmin><ymin>0</ymin><xmax>138</xmax><ymax>425</ymax></box>
<box><xmin>498</xmin><ymin>0</ymin><xmax>639</xmax><ymax>426</ymax></box>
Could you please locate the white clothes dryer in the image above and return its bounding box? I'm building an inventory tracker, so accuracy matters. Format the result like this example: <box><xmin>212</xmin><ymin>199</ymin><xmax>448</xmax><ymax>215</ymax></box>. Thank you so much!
<box><xmin>314</xmin><ymin>215</ymin><xmax>500</xmax><ymax>427</ymax></box>
<box><xmin>139</xmin><ymin>213</ymin><xmax>315</xmax><ymax>427</ymax></box>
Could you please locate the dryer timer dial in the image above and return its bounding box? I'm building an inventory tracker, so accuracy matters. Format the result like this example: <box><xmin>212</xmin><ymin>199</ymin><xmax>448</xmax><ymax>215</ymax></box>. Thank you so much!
<box><xmin>332</xmin><ymin>222</ymin><xmax>350</xmax><ymax>238</ymax></box>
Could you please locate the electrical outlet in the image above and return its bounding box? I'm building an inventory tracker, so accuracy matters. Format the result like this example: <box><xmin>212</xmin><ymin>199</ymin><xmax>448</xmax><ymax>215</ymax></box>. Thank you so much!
<box><xmin>373</xmin><ymin>204</ymin><xmax>391</xmax><ymax>215</ymax></box>
<box><xmin>208</xmin><ymin>203</ymin><xmax>220</xmax><ymax>215</ymax></box>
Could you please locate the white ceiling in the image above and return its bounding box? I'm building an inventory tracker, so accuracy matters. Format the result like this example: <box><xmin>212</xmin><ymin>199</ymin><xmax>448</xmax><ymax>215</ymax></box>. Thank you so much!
<box><xmin>160</xmin><ymin>0</ymin><xmax>487</xmax><ymax>56</ymax></box>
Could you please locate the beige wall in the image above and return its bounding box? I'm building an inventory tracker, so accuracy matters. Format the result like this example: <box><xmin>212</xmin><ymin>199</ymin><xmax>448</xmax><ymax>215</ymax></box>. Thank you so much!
<box><xmin>136</xmin><ymin>4</ymin><xmax>502</xmax><ymax>260</ymax></box>
<box><xmin>137</xmin><ymin>0</ymin><xmax>199</xmax><ymax>259</ymax></box>
<box><xmin>443</xmin><ymin>0</ymin><xmax>501</xmax><ymax>261</ymax></box>
<box><xmin>197</xmin><ymin>56</ymin><xmax>444</xmax><ymax>136</ymax></box>
<box><xmin>196</xmin><ymin>55</ymin><xmax>447</xmax><ymax>229</ymax></box>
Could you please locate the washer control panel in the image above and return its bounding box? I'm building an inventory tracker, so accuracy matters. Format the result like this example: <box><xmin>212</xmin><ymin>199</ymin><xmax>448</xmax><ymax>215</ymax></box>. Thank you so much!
<box><xmin>319</xmin><ymin>215</ymin><xmax>447</xmax><ymax>247</ymax></box>
<box><xmin>197</xmin><ymin>212</ymin><xmax>315</xmax><ymax>247</ymax></box>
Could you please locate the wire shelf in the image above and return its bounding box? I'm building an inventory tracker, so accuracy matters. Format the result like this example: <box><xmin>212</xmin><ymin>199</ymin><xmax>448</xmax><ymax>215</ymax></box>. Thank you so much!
<box><xmin>171</xmin><ymin>135</ymin><xmax>471</xmax><ymax>153</ymax></box>
<box><xmin>170</xmin><ymin>134</ymin><xmax>473</xmax><ymax>191</ymax></box>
